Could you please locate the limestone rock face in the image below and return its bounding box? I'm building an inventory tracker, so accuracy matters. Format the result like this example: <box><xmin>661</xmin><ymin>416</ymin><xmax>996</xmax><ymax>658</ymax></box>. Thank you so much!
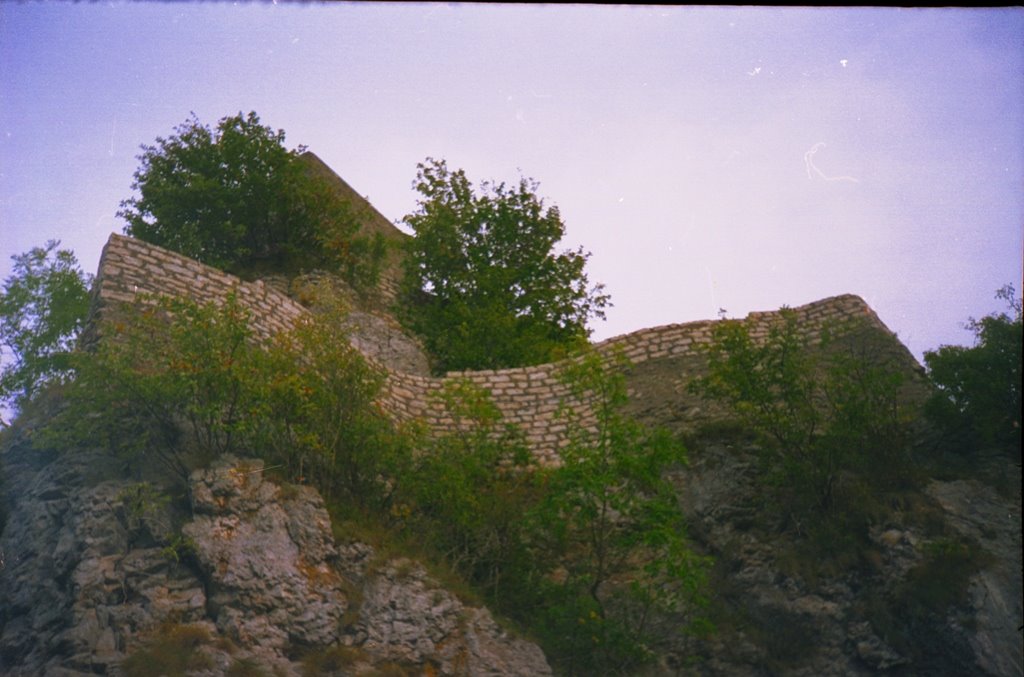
<box><xmin>926</xmin><ymin>476</ymin><xmax>1023</xmax><ymax>677</ymax></box>
<box><xmin>666</xmin><ymin>439</ymin><xmax>1021</xmax><ymax>677</ymax></box>
<box><xmin>348</xmin><ymin>558</ymin><xmax>552</xmax><ymax>676</ymax></box>
<box><xmin>0</xmin><ymin>441</ymin><xmax>551</xmax><ymax>676</ymax></box>
<box><xmin>182</xmin><ymin>457</ymin><xmax>349</xmax><ymax>653</ymax></box>
<box><xmin>0</xmin><ymin>436</ymin><xmax>207</xmax><ymax>676</ymax></box>
<box><xmin>343</xmin><ymin>310</ymin><xmax>432</xmax><ymax>376</ymax></box>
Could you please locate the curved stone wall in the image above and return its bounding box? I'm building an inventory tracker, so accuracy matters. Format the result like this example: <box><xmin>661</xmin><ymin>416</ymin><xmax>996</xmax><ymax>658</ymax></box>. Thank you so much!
<box><xmin>88</xmin><ymin>234</ymin><xmax>910</xmax><ymax>464</ymax></box>
<box><xmin>89</xmin><ymin>234</ymin><xmax>308</xmax><ymax>343</ymax></box>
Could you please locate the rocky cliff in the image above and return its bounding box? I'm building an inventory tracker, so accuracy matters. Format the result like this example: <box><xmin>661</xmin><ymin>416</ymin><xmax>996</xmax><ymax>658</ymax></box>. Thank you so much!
<box><xmin>1</xmin><ymin>158</ymin><xmax>1020</xmax><ymax>674</ymax></box>
<box><xmin>0</xmin><ymin>431</ymin><xmax>551</xmax><ymax>676</ymax></box>
<box><xmin>3</xmin><ymin>299</ymin><xmax>1019</xmax><ymax>675</ymax></box>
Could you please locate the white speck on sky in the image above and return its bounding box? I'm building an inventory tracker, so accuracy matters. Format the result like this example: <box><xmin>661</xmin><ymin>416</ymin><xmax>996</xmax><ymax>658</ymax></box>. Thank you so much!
<box><xmin>0</xmin><ymin>4</ymin><xmax>1021</xmax><ymax>363</ymax></box>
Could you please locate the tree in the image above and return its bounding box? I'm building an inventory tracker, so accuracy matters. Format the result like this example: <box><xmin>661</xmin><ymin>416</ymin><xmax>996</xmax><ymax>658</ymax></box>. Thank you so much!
<box><xmin>924</xmin><ymin>284</ymin><xmax>1022</xmax><ymax>455</ymax></box>
<box><xmin>48</xmin><ymin>290</ymin><xmax>403</xmax><ymax>499</ymax></box>
<box><xmin>119</xmin><ymin>111</ymin><xmax>381</xmax><ymax>285</ymax></box>
<box><xmin>0</xmin><ymin>240</ymin><xmax>92</xmax><ymax>419</ymax></box>
<box><xmin>690</xmin><ymin>311</ymin><xmax>913</xmax><ymax>527</ymax></box>
<box><xmin>529</xmin><ymin>349</ymin><xmax>707</xmax><ymax>673</ymax></box>
<box><xmin>400</xmin><ymin>158</ymin><xmax>610</xmax><ymax>372</ymax></box>
<box><xmin>397</xmin><ymin>379</ymin><xmax>538</xmax><ymax>601</ymax></box>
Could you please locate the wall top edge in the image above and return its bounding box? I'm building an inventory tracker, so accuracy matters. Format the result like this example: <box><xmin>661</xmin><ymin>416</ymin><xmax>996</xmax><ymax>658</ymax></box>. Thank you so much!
<box><xmin>95</xmin><ymin>234</ymin><xmax>892</xmax><ymax>379</ymax></box>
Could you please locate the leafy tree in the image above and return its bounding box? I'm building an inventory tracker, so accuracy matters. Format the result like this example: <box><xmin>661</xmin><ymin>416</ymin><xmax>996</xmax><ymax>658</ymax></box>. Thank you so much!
<box><xmin>400</xmin><ymin>158</ymin><xmax>610</xmax><ymax>372</ymax></box>
<box><xmin>250</xmin><ymin>292</ymin><xmax>403</xmax><ymax>508</ymax></box>
<box><xmin>529</xmin><ymin>349</ymin><xmax>708</xmax><ymax>674</ymax></box>
<box><xmin>0</xmin><ymin>241</ymin><xmax>92</xmax><ymax>418</ymax></box>
<box><xmin>690</xmin><ymin>311</ymin><xmax>913</xmax><ymax>526</ymax></box>
<box><xmin>396</xmin><ymin>379</ymin><xmax>538</xmax><ymax>602</ymax></box>
<box><xmin>119</xmin><ymin>111</ymin><xmax>383</xmax><ymax>287</ymax></box>
<box><xmin>924</xmin><ymin>284</ymin><xmax>1022</xmax><ymax>455</ymax></box>
<box><xmin>48</xmin><ymin>290</ymin><xmax>403</xmax><ymax>500</ymax></box>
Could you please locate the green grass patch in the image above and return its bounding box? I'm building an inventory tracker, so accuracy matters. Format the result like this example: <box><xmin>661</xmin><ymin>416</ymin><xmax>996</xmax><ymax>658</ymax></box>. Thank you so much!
<box><xmin>120</xmin><ymin>623</ymin><xmax>215</xmax><ymax>677</ymax></box>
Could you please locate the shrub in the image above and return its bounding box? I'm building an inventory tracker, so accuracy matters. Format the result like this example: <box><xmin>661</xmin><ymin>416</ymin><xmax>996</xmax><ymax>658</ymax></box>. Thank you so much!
<box><xmin>45</xmin><ymin>289</ymin><xmax>405</xmax><ymax>507</ymax></box>
<box><xmin>396</xmin><ymin>379</ymin><xmax>538</xmax><ymax>602</ymax></box>
<box><xmin>526</xmin><ymin>348</ymin><xmax>709</xmax><ymax>674</ymax></box>
<box><xmin>924</xmin><ymin>284</ymin><xmax>1022</xmax><ymax>456</ymax></box>
<box><xmin>120</xmin><ymin>111</ymin><xmax>385</xmax><ymax>291</ymax></box>
<box><xmin>690</xmin><ymin>311</ymin><xmax>915</xmax><ymax>528</ymax></box>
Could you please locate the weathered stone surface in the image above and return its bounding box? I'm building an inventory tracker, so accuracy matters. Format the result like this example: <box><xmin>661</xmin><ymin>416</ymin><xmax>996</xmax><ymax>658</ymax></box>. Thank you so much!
<box><xmin>927</xmin><ymin>473</ymin><xmax>1023</xmax><ymax>677</ymax></box>
<box><xmin>662</xmin><ymin>439</ymin><xmax>1021</xmax><ymax>676</ymax></box>
<box><xmin>183</xmin><ymin>456</ymin><xmax>349</xmax><ymax>650</ymax></box>
<box><xmin>0</xmin><ymin>435</ymin><xmax>206</xmax><ymax>676</ymax></box>
<box><xmin>1</xmin><ymin>443</ymin><xmax>551</xmax><ymax>675</ymax></box>
<box><xmin>344</xmin><ymin>310</ymin><xmax>432</xmax><ymax>377</ymax></box>
<box><xmin>352</xmin><ymin>557</ymin><xmax>552</xmax><ymax>676</ymax></box>
<box><xmin>849</xmin><ymin>621</ymin><xmax>910</xmax><ymax>670</ymax></box>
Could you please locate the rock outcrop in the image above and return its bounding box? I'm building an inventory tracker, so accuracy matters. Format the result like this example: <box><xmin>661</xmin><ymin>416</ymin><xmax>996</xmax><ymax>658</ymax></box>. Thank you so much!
<box><xmin>664</xmin><ymin>437</ymin><xmax>1021</xmax><ymax>676</ymax></box>
<box><xmin>3</xmin><ymin>154</ymin><xmax>1019</xmax><ymax>675</ymax></box>
<box><xmin>0</xmin><ymin>428</ymin><xmax>209</xmax><ymax>675</ymax></box>
<box><xmin>0</xmin><ymin>437</ymin><xmax>551</xmax><ymax>676</ymax></box>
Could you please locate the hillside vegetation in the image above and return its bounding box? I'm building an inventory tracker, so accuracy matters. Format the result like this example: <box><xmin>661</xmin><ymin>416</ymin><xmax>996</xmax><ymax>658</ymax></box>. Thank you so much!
<box><xmin>1</xmin><ymin>112</ymin><xmax>1020</xmax><ymax>675</ymax></box>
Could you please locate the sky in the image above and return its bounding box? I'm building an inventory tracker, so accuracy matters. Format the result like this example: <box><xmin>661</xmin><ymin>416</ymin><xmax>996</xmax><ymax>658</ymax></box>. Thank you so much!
<box><xmin>1</xmin><ymin>3</ymin><xmax>1022</xmax><ymax>363</ymax></box>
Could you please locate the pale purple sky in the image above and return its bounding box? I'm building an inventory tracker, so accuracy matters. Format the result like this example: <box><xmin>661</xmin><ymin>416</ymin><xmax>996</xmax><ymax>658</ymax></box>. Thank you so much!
<box><xmin>1</xmin><ymin>3</ymin><xmax>1022</xmax><ymax>361</ymax></box>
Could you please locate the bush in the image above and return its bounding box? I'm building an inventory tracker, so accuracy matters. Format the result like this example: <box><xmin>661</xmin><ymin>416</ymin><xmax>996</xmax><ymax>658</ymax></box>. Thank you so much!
<box><xmin>526</xmin><ymin>349</ymin><xmax>709</xmax><ymax>674</ymax></box>
<box><xmin>45</xmin><ymin>290</ymin><xmax>405</xmax><ymax>506</ymax></box>
<box><xmin>924</xmin><ymin>284</ymin><xmax>1022</xmax><ymax>456</ymax></box>
<box><xmin>46</xmin><ymin>292</ymin><xmax>264</xmax><ymax>478</ymax></box>
<box><xmin>395</xmin><ymin>379</ymin><xmax>539</xmax><ymax>603</ymax></box>
<box><xmin>384</xmin><ymin>349</ymin><xmax>708</xmax><ymax>674</ymax></box>
<box><xmin>250</xmin><ymin>294</ymin><xmax>407</xmax><ymax>508</ymax></box>
<box><xmin>690</xmin><ymin>311</ymin><xmax>914</xmax><ymax>528</ymax></box>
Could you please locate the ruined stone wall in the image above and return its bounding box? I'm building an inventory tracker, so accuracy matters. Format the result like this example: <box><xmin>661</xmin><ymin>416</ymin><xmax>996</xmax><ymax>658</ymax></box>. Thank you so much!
<box><xmin>89</xmin><ymin>234</ymin><xmax>308</xmax><ymax>343</ymax></box>
<box><xmin>379</xmin><ymin>293</ymin><xmax>899</xmax><ymax>463</ymax></box>
<box><xmin>88</xmin><ymin>234</ymin><xmax>906</xmax><ymax>464</ymax></box>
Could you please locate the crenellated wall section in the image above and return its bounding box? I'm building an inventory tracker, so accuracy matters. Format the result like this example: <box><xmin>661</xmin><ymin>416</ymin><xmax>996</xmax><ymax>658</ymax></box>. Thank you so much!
<box><xmin>87</xmin><ymin>234</ymin><xmax>916</xmax><ymax>464</ymax></box>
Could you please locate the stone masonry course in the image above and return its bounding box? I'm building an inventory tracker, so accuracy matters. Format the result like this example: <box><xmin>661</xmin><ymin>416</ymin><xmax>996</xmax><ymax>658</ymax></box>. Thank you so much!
<box><xmin>86</xmin><ymin>233</ymin><xmax>911</xmax><ymax>464</ymax></box>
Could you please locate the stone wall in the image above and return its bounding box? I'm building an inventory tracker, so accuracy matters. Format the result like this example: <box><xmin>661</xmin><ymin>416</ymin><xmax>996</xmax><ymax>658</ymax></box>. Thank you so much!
<box><xmin>88</xmin><ymin>234</ymin><xmax>308</xmax><ymax>344</ymax></box>
<box><xmin>378</xmin><ymin>293</ymin><xmax>903</xmax><ymax>463</ymax></box>
<box><xmin>87</xmin><ymin>234</ymin><xmax>910</xmax><ymax>464</ymax></box>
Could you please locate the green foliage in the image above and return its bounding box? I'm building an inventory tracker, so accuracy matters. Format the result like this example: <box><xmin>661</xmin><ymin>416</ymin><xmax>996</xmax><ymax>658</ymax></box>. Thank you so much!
<box><xmin>248</xmin><ymin>296</ymin><xmax>406</xmax><ymax>508</ymax></box>
<box><xmin>924</xmin><ymin>285</ymin><xmax>1022</xmax><ymax>455</ymax></box>
<box><xmin>49</xmin><ymin>290</ymin><xmax>404</xmax><ymax>505</ymax></box>
<box><xmin>690</xmin><ymin>311</ymin><xmax>913</xmax><ymax>527</ymax></box>
<box><xmin>863</xmin><ymin>536</ymin><xmax>991</xmax><ymax>670</ymax></box>
<box><xmin>379</xmin><ymin>349</ymin><xmax>706</xmax><ymax>673</ymax></box>
<box><xmin>119</xmin><ymin>111</ymin><xmax>384</xmax><ymax>289</ymax></box>
<box><xmin>120</xmin><ymin>623</ymin><xmax>215</xmax><ymax>677</ymax></box>
<box><xmin>0</xmin><ymin>240</ymin><xmax>92</xmax><ymax>419</ymax></box>
<box><xmin>400</xmin><ymin>158</ymin><xmax>609</xmax><ymax>372</ymax></box>
<box><xmin>51</xmin><ymin>293</ymin><xmax>260</xmax><ymax>478</ymax></box>
<box><xmin>118</xmin><ymin>482</ymin><xmax>171</xmax><ymax>537</ymax></box>
<box><xmin>527</xmin><ymin>349</ymin><xmax>709</xmax><ymax>674</ymax></box>
<box><xmin>396</xmin><ymin>379</ymin><xmax>539</xmax><ymax>603</ymax></box>
<box><xmin>117</xmin><ymin>481</ymin><xmax>197</xmax><ymax>563</ymax></box>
